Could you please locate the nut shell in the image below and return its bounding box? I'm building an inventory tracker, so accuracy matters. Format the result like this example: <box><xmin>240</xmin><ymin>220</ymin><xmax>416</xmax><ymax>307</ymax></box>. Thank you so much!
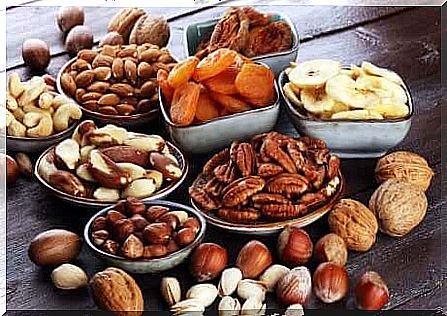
<box><xmin>236</xmin><ymin>240</ymin><xmax>272</xmax><ymax>279</ymax></box>
<box><xmin>22</xmin><ymin>39</ymin><xmax>50</xmax><ymax>71</ymax></box>
<box><xmin>51</xmin><ymin>263</ymin><xmax>88</xmax><ymax>290</ymax></box>
<box><xmin>190</xmin><ymin>243</ymin><xmax>228</xmax><ymax>282</ymax></box>
<box><xmin>355</xmin><ymin>271</ymin><xmax>389</xmax><ymax>310</ymax></box>
<box><xmin>276</xmin><ymin>267</ymin><xmax>312</xmax><ymax>305</ymax></box>
<box><xmin>314</xmin><ymin>233</ymin><xmax>348</xmax><ymax>266</ymax></box>
<box><xmin>313</xmin><ymin>262</ymin><xmax>349</xmax><ymax>303</ymax></box>
<box><xmin>65</xmin><ymin>25</ymin><xmax>94</xmax><ymax>57</ymax></box>
<box><xmin>369</xmin><ymin>179</ymin><xmax>427</xmax><ymax>237</ymax></box>
<box><xmin>277</xmin><ymin>226</ymin><xmax>313</xmax><ymax>266</ymax></box>
<box><xmin>375</xmin><ymin>151</ymin><xmax>434</xmax><ymax>191</ymax></box>
<box><xmin>328</xmin><ymin>199</ymin><xmax>378</xmax><ymax>252</ymax></box>
<box><xmin>90</xmin><ymin>267</ymin><xmax>144</xmax><ymax>316</ymax></box>
<box><xmin>129</xmin><ymin>14</ymin><xmax>170</xmax><ymax>47</ymax></box>
<box><xmin>57</xmin><ymin>7</ymin><xmax>84</xmax><ymax>32</ymax></box>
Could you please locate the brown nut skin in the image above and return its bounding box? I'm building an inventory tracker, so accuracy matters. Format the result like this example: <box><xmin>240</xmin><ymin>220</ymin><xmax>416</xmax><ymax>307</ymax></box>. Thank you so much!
<box><xmin>182</xmin><ymin>217</ymin><xmax>200</xmax><ymax>233</ymax></box>
<box><xmin>145</xmin><ymin>205</ymin><xmax>169</xmax><ymax>222</ymax></box>
<box><xmin>143</xmin><ymin>222</ymin><xmax>172</xmax><ymax>244</ymax></box>
<box><xmin>6</xmin><ymin>155</ymin><xmax>19</xmax><ymax>185</ymax></box>
<box><xmin>313</xmin><ymin>262</ymin><xmax>349</xmax><ymax>303</ymax></box>
<box><xmin>92</xmin><ymin>230</ymin><xmax>109</xmax><ymax>246</ymax></box>
<box><xmin>277</xmin><ymin>226</ymin><xmax>313</xmax><ymax>266</ymax></box>
<box><xmin>236</xmin><ymin>240</ymin><xmax>272</xmax><ymax>279</ymax></box>
<box><xmin>102</xmin><ymin>239</ymin><xmax>119</xmax><ymax>255</ymax></box>
<box><xmin>48</xmin><ymin>171</ymin><xmax>86</xmax><ymax>197</ymax></box>
<box><xmin>100</xmin><ymin>32</ymin><xmax>125</xmax><ymax>47</ymax></box>
<box><xmin>314</xmin><ymin>233</ymin><xmax>348</xmax><ymax>266</ymax></box>
<box><xmin>126</xmin><ymin>197</ymin><xmax>146</xmax><ymax>215</ymax></box>
<box><xmin>22</xmin><ymin>39</ymin><xmax>50</xmax><ymax>72</ymax></box>
<box><xmin>65</xmin><ymin>25</ymin><xmax>94</xmax><ymax>57</ymax></box>
<box><xmin>157</xmin><ymin>213</ymin><xmax>180</xmax><ymax>231</ymax></box>
<box><xmin>100</xmin><ymin>146</ymin><xmax>149</xmax><ymax>168</ymax></box>
<box><xmin>90</xmin><ymin>267</ymin><xmax>144</xmax><ymax>316</ymax></box>
<box><xmin>113</xmin><ymin>219</ymin><xmax>135</xmax><ymax>242</ymax></box>
<box><xmin>175</xmin><ymin>228</ymin><xmax>196</xmax><ymax>246</ymax></box>
<box><xmin>276</xmin><ymin>267</ymin><xmax>312</xmax><ymax>306</ymax></box>
<box><xmin>57</xmin><ymin>7</ymin><xmax>84</xmax><ymax>32</ymax></box>
<box><xmin>121</xmin><ymin>234</ymin><xmax>144</xmax><ymax>259</ymax></box>
<box><xmin>328</xmin><ymin>199</ymin><xmax>378</xmax><ymax>252</ymax></box>
<box><xmin>106</xmin><ymin>210</ymin><xmax>126</xmax><ymax>226</ymax></box>
<box><xmin>166</xmin><ymin>239</ymin><xmax>180</xmax><ymax>254</ymax></box>
<box><xmin>129</xmin><ymin>214</ymin><xmax>149</xmax><ymax>232</ymax></box>
<box><xmin>190</xmin><ymin>243</ymin><xmax>228</xmax><ymax>282</ymax></box>
<box><xmin>28</xmin><ymin>229</ymin><xmax>82</xmax><ymax>266</ymax></box>
<box><xmin>143</xmin><ymin>244</ymin><xmax>168</xmax><ymax>258</ymax></box>
<box><xmin>149</xmin><ymin>152</ymin><xmax>182</xmax><ymax>180</ymax></box>
<box><xmin>355</xmin><ymin>271</ymin><xmax>389</xmax><ymax>310</ymax></box>
<box><xmin>92</xmin><ymin>216</ymin><xmax>107</xmax><ymax>231</ymax></box>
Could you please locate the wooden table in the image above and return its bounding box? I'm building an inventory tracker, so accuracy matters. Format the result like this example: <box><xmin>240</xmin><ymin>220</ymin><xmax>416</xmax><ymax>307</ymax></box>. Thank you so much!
<box><xmin>5</xmin><ymin>2</ymin><xmax>446</xmax><ymax>313</ymax></box>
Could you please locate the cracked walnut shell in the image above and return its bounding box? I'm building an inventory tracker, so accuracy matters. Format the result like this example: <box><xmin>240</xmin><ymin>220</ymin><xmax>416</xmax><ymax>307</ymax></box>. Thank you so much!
<box><xmin>369</xmin><ymin>179</ymin><xmax>427</xmax><ymax>237</ymax></box>
<box><xmin>375</xmin><ymin>151</ymin><xmax>434</xmax><ymax>191</ymax></box>
<box><xmin>328</xmin><ymin>199</ymin><xmax>378</xmax><ymax>252</ymax></box>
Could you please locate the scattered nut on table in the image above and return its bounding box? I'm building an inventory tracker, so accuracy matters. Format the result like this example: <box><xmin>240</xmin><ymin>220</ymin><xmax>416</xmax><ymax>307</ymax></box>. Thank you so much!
<box><xmin>51</xmin><ymin>263</ymin><xmax>88</xmax><ymax>290</ymax></box>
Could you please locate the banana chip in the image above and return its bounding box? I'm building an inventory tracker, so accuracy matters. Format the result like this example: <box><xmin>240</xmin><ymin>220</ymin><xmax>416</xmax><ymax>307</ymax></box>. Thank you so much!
<box><xmin>366</xmin><ymin>103</ymin><xmax>409</xmax><ymax>119</ymax></box>
<box><xmin>361</xmin><ymin>61</ymin><xmax>404</xmax><ymax>85</ymax></box>
<box><xmin>300</xmin><ymin>88</ymin><xmax>335</xmax><ymax>114</ymax></box>
<box><xmin>355</xmin><ymin>76</ymin><xmax>408</xmax><ymax>105</ymax></box>
<box><xmin>288</xmin><ymin>59</ymin><xmax>341</xmax><ymax>89</ymax></box>
<box><xmin>283</xmin><ymin>83</ymin><xmax>302</xmax><ymax>108</ymax></box>
<box><xmin>331</xmin><ymin>109</ymin><xmax>383</xmax><ymax>120</ymax></box>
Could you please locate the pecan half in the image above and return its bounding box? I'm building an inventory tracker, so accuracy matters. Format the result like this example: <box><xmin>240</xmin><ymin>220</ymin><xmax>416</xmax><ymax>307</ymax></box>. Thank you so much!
<box><xmin>265</xmin><ymin>173</ymin><xmax>309</xmax><ymax>196</ymax></box>
<box><xmin>261</xmin><ymin>204</ymin><xmax>306</xmax><ymax>219</ymax></box>
<box><xmin>326</xmin><ymin>155</ymin><xmax>341</xmax><ymax>179</ymax></box>
<box><xmin>189</xmin><ymin>186</ymin><xmax>220</xmax><ymax>211</ymax></box>
<box><xmin>304</xmin><ymin>165</ymin><xmax>326</xmax><ymax>189</ymax></box>
<box><xmin>286</xmin><ymin>141</ymin><xmax>307</xmax><ymax>172</ymax></box>
<box><xmin>214</xmin><ymin>162</ymin><xmax>237</xmax><ymax>184</ymax></box>
<box><xmin>300</xmin><ymin>192</ymin><xmax>326</xmax><ymax>209</ymax></box>
<box><xmin>202</xmin><ymin>148</ymin><xmax>230</xmax><ymax>176</ymax></box>
<box><xmin>257</xmin><ymin>163</ymin><xmax>283</xmax><ymax>178</ymax></box>
<box><xmin>222</xmin><ymin>176</ymin><xmax>265</xmax><ymax>207</ymax></box>
<box><xmin>229</xmin><ymin>141</ymin><xmax>241</xmax><ymax>163</ymax></box>
<box><xmin>204</xmin><ymin>177</ymin><xmax>225</xmax><ymax>198</ymax></box>
<box><xmin>235</xmin><ymin>142</ymin><xmax>255</xmax><ymax>177</ymax></box>
<box><xmin>308</xmin><ymin>148</ymin><xmax>330</xmax><ymax>165</ymax></box>
<box><xmin>217</xmin><ymin>207</ymin><xmax>260</xmax><ymax>223</ymax></box>
<box><xmin>262</xmin><ymin>139</ymin><xmax>297</xmax><ymax>174</ymax></box>
<box><xmin>264</xmin><ymin>131</ymin><xmax>295</xmax><ymax>145</ymax></box>
<box><xmin>296</xmin><ymin>136</ymin><xmax>327</xmax><ymax>151</ymax></box>
<box><xmin>251</xmin><ymin>193</ymin><xmax>290</xmax><ymax>205</ymax></box>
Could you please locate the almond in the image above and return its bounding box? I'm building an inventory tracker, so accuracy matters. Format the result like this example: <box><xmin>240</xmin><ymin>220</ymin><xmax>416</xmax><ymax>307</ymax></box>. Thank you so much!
<box><xmin>98</xmin><ymin>106</ymin><xmax>119</xmax><ymax>115</ymax></box>
<box><xmin>139</xmin><ymin>48</ymin><xmax>161</xmax><ymax>63</ymax></box>
<box><xmin>110</xmin><ymin>83</ymin><xmax>134</xmax><ymax>97</ymax></box>
<box><xmin>124</xmin><ymin>60</ymin><xmax>137</xmax><ymax>85</ymax></box>
<box><xmin>61</xmin><ymin>73</ymin><xmax>77</xmax><ymax>97</ymax></box>
<box><xmin>137</xmin><ymin>62</ymin><xmax>154</xmax><ymax>79</ymax></box>
<box><xmin>121</xmin><ymin>97</ymin><xmax>139</xmax><ymax>106</ymax></box>
<box><xmin>87</xmin><ymin>81</ymin><xmax>111</xmax><ymax>94</ymax></box>
<box><xmin>136</xmin><ymin>98</ymin><xmax>156</xmax><ymax>113</ymax></box>
<box><xmin>98</xmin><ymin>93</ymin><xmax>120</xmax><ymax>106</ymax></box>
<box><xmin>75</xmin><ymin>70</ymin><xmax>95</xmax><ymax>87</ymax></box>
<box><xmin>83</xmin><ymin>100</ymin><xmax>99</xmax><ymax>111</ymax></box>
<box><xmin>140</xmin><ymin>81</ymin><xmax>157</xmax><ymax>98</ymax></box>
<box><xmin>75</xmin><ymin>88</ymin><xmax>86</xmax><ymax>103</ymax></box>
<box><xmin>117</xmin><ymin>46</ymin><xmax>138</xmax><ymax>58</ymax></box>
<box><xmin>71</xmin><ymin>59</ymin><xmax>92</xmax><ymax>72</ymax></box>
<box><xmin>92</xmin><ymin>54</ymin><xmax>114</xmax><ymax>68</ymax></box>
<box><xmin>77</xmin><ymin>49</ymin><xmax>98</xmax><ymax>63</ymax></box>
<box><xmin>94</xmin><ymin>67</ymin><xmax>112</xmax><ymax>81</ymax></box>
<box><xmin>116</xmin><ymin>104</ymin><xmax>136</xmax><ymax>115</ymax></box>
<box><xmin>112</xmin><ymin>58</ymin><xmax>124</xmax><ymax>80</ymax></box>
<box><xmin>101</xmin><ymin>45</ymin><xmax>119</xmax><ymax>58</ymax></box>
<box><xmin>81</xmin><ymin>92</ymin><xmax>103</xmax><ymax>102</ymax></box>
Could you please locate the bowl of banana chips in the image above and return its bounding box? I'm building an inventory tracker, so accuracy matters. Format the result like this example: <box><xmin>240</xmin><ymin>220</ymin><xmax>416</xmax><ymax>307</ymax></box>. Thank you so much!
<box><xmin>279</xmin><ymin>59</ymin><xmax>413</xmax><ymax>158</ymax></box>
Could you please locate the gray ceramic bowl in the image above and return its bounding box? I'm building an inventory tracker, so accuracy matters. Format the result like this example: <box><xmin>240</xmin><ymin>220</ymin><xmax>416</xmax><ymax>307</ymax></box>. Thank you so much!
<box><xmin>278</xmin><ymin>70</ymin><xmax>413</xmax><ymax>158</ymax></box>
<box><xmin>84</xmin><ymin>200</ymin><xmax>206</xmax><ymax>274</ymax></box>
<box><xmin>160</xmin><ymin>81</ymin><xmax>281</xmax><ymax>155</ymax></box>
<box><xmin>7</xmin><ymin>120</ymin><xmax>79</xmax><ymax>153</ymax></box>
<box><xmin>56</xmin><ymin>57</ymin><xmax>159</xmax><ymax>129</ymax></box>
<box><xmin>34</xmin><ymin>133</ymin><xmax>189</xmax><ymax>209</ymax></box>
<box><xmin>184</xmin><ymin>13</ymin><xmax>299</xmax><ymax>75</ymax></box>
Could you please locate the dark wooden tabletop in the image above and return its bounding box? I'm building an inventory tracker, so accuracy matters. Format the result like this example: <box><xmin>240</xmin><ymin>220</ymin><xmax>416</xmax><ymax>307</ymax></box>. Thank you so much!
<box><xmin>5</xmin><ymin>2</ymin><xmax>446</xmax><ymax>313</ymax></box>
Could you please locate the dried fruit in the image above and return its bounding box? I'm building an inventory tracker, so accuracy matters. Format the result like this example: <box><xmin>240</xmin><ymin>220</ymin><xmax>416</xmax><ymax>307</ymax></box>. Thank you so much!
<box><xmin>193</xmin><ymin>48</ymin><xmax>238</xmax><ymax>82</ymax></box>
<box><xmin>190</xmin><ymin>243</ymin><xmax>228</xmax><ymax>282</ymax></box>
<box><xmin>313</xmin><ymin>262</ymin><xmax>349</xmax><ymax>303</ymax></box>
<box><xmin>168</xmin><ymin>57</ymin><xmax>199</xmax><ymax>88</ymax></box>
<box><xmin>170</xmin><ymin>82</ymin><xmax>201</xmax><ymax>126</ymax></box>
<box><xmin>277</xmin><ymin>226</ymin><xmax>313</xmax><ymax>266</ymax></box>
<box><xmin>236</xmin><ymin>240</ymin><xmax>272</xmax><ymax>279</ymax></box>
<box><xmin>235</xmin><ymin>63</ymin><xmax>275</xmax><ymax>101</ymax></box>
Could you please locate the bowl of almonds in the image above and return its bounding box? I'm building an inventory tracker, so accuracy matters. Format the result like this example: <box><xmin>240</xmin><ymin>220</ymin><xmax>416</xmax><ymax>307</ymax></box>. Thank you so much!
<box><xmin>189</xmin><ymin>131</ymin><xmax>344</xmax><ymax>235</ymax></box>
<box><xmin>57</xmin><ymin>44</ymin><xmax>177</xmax><ymax>127</ymax></box>
<box><xmin>84</xmin><ymin>198</ymin><xmax>206</xmax><ymax>273</ymax></box>
<box><xmin>34</xmin><ymin>120</ymin><xmax>188</xmax><ymax>208</ymax></box>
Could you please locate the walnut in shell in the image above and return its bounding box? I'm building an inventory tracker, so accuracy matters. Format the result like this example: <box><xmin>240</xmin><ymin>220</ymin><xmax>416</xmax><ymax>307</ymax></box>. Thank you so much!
<box><xmin>129</xmin><ymin>14</ymin><xmax>170</xmax><ymax>47</ymax></box>
<box><xmin>328</xmin><ymin>199</ymin><xmax>378</xmax><ymax>252</ymax></box>
<box><xmin>375</xmin><ymin>151</ymin><xmax>434</xmax><ymax>191</ymax></box>
<box><xmin>369</xmin><ymin>179</ymin><xmax>427</xmax><ymax>237</ymax></box>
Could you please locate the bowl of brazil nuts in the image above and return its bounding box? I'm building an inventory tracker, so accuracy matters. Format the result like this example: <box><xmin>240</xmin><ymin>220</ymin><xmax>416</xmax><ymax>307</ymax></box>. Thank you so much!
<box><xmin>84</xmin><ymin>198</ymin><xmax>206</xmax><ymax>273</ymax></box>
<box><xmin>57</xmin><ymin>44</ymin><xmax>177</xmax><ymax>128</ymax></box>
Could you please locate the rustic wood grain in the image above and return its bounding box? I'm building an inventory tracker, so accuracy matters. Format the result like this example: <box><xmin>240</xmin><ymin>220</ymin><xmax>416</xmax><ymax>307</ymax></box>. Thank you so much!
<box><xmin>5</xmin><ymin>4</ymin><xmax>444</xmax><ymax>312</ymax></box>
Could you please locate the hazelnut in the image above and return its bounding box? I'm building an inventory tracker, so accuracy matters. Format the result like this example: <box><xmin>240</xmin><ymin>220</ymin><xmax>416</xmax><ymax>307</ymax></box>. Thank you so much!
<box><xmin>57</xmin><ymin>7</ymin><xmax>85</xmax><ymax>33</ymax></box>
<box><xmin>112</xmin><ymin>200</ymin><xmax>127</xmax><ymax>213</ymax></box>
<box><xmin>92</xmin><ymin>229</ymin><xmax>109</xmax><ymax>246</ymax></box>
<box><xmin>190</xmin><ymin>243</ymin><xmax>228</xmax><ymax>282</ymax></box>
<box><xmin>236</xmin><ymin>240</ymin><xmax>272</xmax><ymax>279</ymax></box>
<box><xmin>168</xmin><ymin>211</ymin><xmax>189</xmax><ymax>224</ymax></box>
<box><xmin>51</xmin><ymin>263</ymin><xmax>88</xmax><ymax>290</ymax></box>
<box><xmin>276</xmin><ymin>267</ymin><xmax>312</xmax><ymax>306</ymax></box>
<box><xmin>143</xmin><ymin>222</ymin><xmax>172</xmax><ymax>244</ymax></box>
<box><xmin>65</xmin><ymin>25</ymin><xmax>94</xmax><ymax>57</ymax></box>
<box><xmin>313</xmin><ymin>262</ymin><xmax>349</xmax><ymax>303</ymax></box>
<box><xmin>143</xmin><ymin>244</ymin><xmax>167</xmax><ymax>258</ymax></box>
<box><xmin>113</xmin><ymin>219</ymin><xmax>135</xmax><ymax>242</ymax></box>
<box><xmin>106</xmin><ymin>210</ymin><xmax>126</xmax><ymax>225</ymax></box>
<box><xmin>126</xmin><ymin>197</ymin><xmax>146</xmax><ymax>215</ymax></box>
<box><xmin>157</xmin><ymin>213</ymin><xmax>180</xmax><ymax>231</ymax></box>
<box><xmin>121</xmin><ymin>234</ymin><xmax>144</xmax><ymax>259</ymax></box>
<box><xmin>182</xmin><ymin>217</ymin><xmax>200</xmax><ymax>233</ymax></box>
<box><xmin>129</xmin><ymin>214</ymin><xmax>149</xmax><ymax>231</ymax></box>
<box><xmin>277</xmin><ymin>226</ymin><xmax>313</xmax><ymax>266</ymax></box>
<box><xmin>355</xmin><ymin>271</ymin><xmax>389</xmax><ymax>310</ymax></box>
<box><xmin>100</xmin><ymin>32</ymin><xmax>125</xmax><ymax>47</ymax></box>
<box><xmin>5</xmin><ymin>154</ymin><xmax>19</xmax><ymax>185</ymax></box>
<box><xmin>175</xmin><ymin>228</ymin><xmax>196</xmax><ymax>246</ymax></box>
<box><xmin>28</xmin><ymin>229</ymin><xmax>82</xmax><ymax>266</ymax></box>
<box><xmin>166</xmin><ymin>239</ymin><xmax>179</xmax><ymax>254</ymax></box>
<box><xmin>145</xmin><ymin>205</ymin><xmax>169</xmax><ymax>222</ymax></box>
<box><xmin>91</xmin><ymin>216</ymin><xmax>107</xmax><ymax>231</ymax></box>
<box><xmin>314</xmin><ymin>233</ymin><xmax>348</xmax><ymax>266</ymax></box>
<box><xmin>22</xmin><ymin>39</ymin><xmax>50</xmax><ymax>72</ymax></box>
<box><xmin>102</xmin><ymin>239</ymin><xmax>119</xmax><ymax>254</ymax></box>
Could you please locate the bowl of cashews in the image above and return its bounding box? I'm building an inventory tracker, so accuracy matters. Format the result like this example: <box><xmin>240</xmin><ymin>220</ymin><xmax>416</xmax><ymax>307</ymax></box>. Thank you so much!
<box><xmin>5</xmin><ymin>72</ymin><xmax>82</xmax><ymax>153</ymax></box>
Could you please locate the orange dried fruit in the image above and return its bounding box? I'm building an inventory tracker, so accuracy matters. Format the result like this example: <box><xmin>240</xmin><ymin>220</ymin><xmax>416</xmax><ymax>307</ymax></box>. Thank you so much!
<box><xmin>193</xmin><ymin>48</ymin><xmax>238</xmax><ymax>82</ymax></box>
<box><xmin>167</xmin><ymin>56</ymin><xmax>199</xmax><ymax>88</ymax></box>
<box><xmin>235</xmin><ymin>63</ymin><xmax>274</xmax><ymax>100</ymax></box>
<box><xmin>210</xmin><ymin>91</ymin><xmax>251</xmax><ymax>114</ymax></box>
<box><xmin>204</xmin><ymin>68</ymin><xmax>238</xmax><ymax>95</ymax></box>
<box><xmin>196</xmin><ymin>92</ymin><xmax>220</xmax><ymax>122</ymax></box>
<box><xmin>170</xmin><ymin>82</ymin><xmax>201</xmax><ymax>126</ymax></box>
<box><xmin>157</xmin><ymin>69</ymin><xmax>174</xmax><ymax>104</ymax></box>
<box><xmin>245</xmin><ymin>94</ymin><xmax>276</xmax><ymax>108</ymax></box>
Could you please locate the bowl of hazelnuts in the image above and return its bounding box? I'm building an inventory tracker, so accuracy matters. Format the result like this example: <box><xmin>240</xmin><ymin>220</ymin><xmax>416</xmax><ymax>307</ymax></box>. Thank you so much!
<box><xmin>84</xmin><ymin>198</ymin><xmax>206</xmax><ymax>274</ymax></box>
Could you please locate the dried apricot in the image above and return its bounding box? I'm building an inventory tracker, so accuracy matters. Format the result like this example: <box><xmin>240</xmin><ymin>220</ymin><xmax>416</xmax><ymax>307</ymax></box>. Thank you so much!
<box><xmin>235</xmin><ymin>63</ymin><xmax>274</xmax><ymax>100</ymax></box>
<box><xmin>204</xmin><ymin>68</ymin><xmax>238</xmax><ymax>95</ymax></box>
<box><xmin>167</xmin><ymin>56</ymin><xmax>199</xmax><ymax>88</ymax></box>
<box><xmin>193</xmin><ymin>48</ymin><xmax>238</xmax><ymax>82</ymax></box>
<box><xmin>170</xmin><ymin>82</ymin><xmax>201</xmax><ymax>126</ymax></box>
<box><xmin>210</xmin><ymin>91</ymin><xmax>251</xmax><ymax>114</ymax></box>
<box><xmin>157</xmin><ymin>69</ymin><xmax>174</xmax><ymax>104</ymax></box>
<box><xmin>195</xmin><ymin>91</ymin><xmax>220</xmax><ymax>122</ymax></box>
<box><xmin>245</xmin><ymin>94</ymin><xmax>276</xmax><ymax>108</ymax></box>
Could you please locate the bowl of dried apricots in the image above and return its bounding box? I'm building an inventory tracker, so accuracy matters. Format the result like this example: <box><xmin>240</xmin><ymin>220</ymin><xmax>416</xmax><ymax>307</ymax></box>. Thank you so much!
<box><xmin>158</xmin><ymin>48</ymin><xmax>280</xmax><ymax>154</ymax></box>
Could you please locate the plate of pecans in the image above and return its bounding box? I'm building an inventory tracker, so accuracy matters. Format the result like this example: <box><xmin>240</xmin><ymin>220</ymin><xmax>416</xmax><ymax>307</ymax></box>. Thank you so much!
<box><xmin>189</xmin><ymin>132</ymin><xmax>345</xmax><ymax>235</ymax></box>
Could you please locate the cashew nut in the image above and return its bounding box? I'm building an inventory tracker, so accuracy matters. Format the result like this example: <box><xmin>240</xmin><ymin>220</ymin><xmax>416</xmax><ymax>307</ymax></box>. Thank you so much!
<box><xmin>8</xmin><ymin>72</ymin><xmax>25</xmax><ymax>98</ymax></box>
<box><xmin>38</xmin><ymin>92</ymin><xmax>54</xmax><ymax>109</ymax></box>
<box><xmin>6</xmin><ymin>94</ymin><xmax>18</xmax><ymax>111</ymax></box>
<box><xmin>23</xmin><ymin>112</ymin><xmax>53</xmax><ymax>137</ymax></box>
<box><xmin>18</xmin><ymin>77</ymin><xmax>46</xmax><ymax>107</ymax></box>
<box><xmin>53</xmin><ymin>103</ymin><xmax>82</xmax><ymax>132</ymax></box>
<box><xmin>6</xmin><ymin>110</ymin><xmax>15</xmax><ymax>128</ymax></box>
<box><xmin>11</xmin><ymin>107</ymin><xmax>26</xmax><ymax>122</ymax></box>
<box><xmin>52</xmin><ymin>95</ymin><xmax>71</xmax><ymax>110</ymax></box>
<box><xmin>7</xmin><ymin>118</ymin><xmax>27</xmax><ymax>137</ymax></box>
<box><xmin>23</xmin><ymin>104</ymin><xmax>54</xmax><ymax>115</ymax></box>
